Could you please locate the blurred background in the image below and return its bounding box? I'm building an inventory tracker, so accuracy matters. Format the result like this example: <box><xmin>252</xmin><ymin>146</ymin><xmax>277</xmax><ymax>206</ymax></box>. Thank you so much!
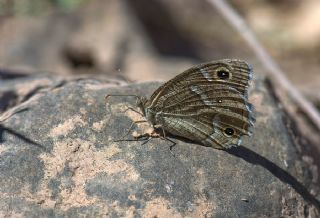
<box><xmin>0</xmin><ymin>0</ymin><xmax>319</xmax><ymax>108</ymax></box>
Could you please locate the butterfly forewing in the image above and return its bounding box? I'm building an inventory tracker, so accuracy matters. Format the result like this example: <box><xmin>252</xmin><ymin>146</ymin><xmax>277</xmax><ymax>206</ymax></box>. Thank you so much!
<box><xmin>148</xmin><ymin>59</ymin><xmax>252</xmax><ymax>105</ymax></box>
<box><xmin>146</xmin><ymin>59</ymin><xmax>254</xmax><ymax>149</ymax></box>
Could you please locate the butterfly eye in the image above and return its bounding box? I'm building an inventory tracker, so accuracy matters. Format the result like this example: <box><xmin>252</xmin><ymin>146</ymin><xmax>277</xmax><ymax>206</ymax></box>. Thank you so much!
<box><xmin>217</xmin><ymin>69</ymin><xmax>230</xmax><ymax>80</ymax></box>
<box><xmin>224</xmin><ymin>127</ymin><xmax>234</xmax><ymax>136</ymax></box>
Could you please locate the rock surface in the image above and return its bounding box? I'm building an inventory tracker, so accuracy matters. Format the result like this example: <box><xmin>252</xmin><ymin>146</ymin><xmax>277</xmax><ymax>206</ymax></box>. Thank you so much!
<box><xmin>0</xmin><ymin>75</ymin><xmax>319</xmax><ymax>217</ymax></box>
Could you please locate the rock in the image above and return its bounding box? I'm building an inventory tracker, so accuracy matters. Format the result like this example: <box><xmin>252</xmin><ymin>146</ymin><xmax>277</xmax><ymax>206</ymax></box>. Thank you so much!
<box><xmin>0</xmin><ymin>75</ymin><xmax>319</xmax><ymax>217</ymax></box>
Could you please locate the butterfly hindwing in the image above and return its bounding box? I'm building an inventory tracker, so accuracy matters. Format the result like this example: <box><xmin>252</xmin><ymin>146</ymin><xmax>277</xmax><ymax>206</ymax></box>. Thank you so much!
<box><xmin>159</xmin><ymin>114</ymin><xmax>242</xmax><ymax>149</ymax></box>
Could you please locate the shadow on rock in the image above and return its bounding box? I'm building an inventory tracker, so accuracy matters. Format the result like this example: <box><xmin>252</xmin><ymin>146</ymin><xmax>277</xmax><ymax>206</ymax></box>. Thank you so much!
<box><xmin>0</xmin><ymin>108</ymin><xmax>45</xmax><ymax>150</ymax></box>
<box><xmin>0</xmin><ymin>125</ymin><xmax>45</xmax><ymax>150</ymax></box>
<box><xmin>227</xmin><ymin>146</ymin><xmax>320</xmax><ymax>211</ymax></box>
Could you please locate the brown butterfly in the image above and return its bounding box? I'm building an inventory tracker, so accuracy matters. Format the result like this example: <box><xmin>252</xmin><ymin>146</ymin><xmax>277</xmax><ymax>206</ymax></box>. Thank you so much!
<box><xmin>107</xmin><ymin>59</ymin><xmax>255</xmax><ymax>149</ymax></box>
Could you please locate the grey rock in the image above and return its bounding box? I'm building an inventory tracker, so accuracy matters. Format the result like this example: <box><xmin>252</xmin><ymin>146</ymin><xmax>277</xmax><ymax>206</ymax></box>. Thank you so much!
<box><xmin>0</xmin><ymin>75</ymin><xmax>319</xmax><ymax>217</ymax></box>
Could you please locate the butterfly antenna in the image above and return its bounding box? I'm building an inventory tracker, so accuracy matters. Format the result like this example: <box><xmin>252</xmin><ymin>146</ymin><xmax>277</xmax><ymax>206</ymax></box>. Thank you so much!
<box><xmin>105</xmin><ymin>94</ymin><xmax>145</xmax><ymax>116</ymax></box>
<box><xmin>105</xmin><ymin>94</ymin><xmax>141</xmax><ymax>101</ymax></box>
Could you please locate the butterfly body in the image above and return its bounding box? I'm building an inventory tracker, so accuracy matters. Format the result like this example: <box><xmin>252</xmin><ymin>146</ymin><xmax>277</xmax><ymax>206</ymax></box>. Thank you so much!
<box><xmin>135</xmin><ymin>59</ymin><xmax>254</xmax><ymax>149</ymax></box>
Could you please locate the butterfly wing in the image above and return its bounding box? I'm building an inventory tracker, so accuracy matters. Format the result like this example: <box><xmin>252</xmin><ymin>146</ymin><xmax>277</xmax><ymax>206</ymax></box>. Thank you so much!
<box><xmin>148</xmin><ymin>59</ymin><xmax>252</xmax><ymax>105</ymax></box>
<box><xmin>147</xmin><ymin>59</ymin><xmax>254</xmax><ymax>149</ymax></box>
<box><xmin>159</xmin><ymin>114</ymin><xmax>245</xmax><ymax>149</ymax></box>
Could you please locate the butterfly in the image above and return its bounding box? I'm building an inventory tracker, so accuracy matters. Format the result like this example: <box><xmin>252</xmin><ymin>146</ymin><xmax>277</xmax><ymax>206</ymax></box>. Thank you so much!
<box><xmin>107</xmin><ymin>59</ymin><xmax>255</xmax><ymax>149</ymax></box>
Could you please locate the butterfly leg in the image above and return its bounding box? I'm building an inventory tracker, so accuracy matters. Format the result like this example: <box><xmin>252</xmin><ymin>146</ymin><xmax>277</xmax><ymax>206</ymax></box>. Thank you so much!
<box><xmin>141</xmin><ymin>136</ymin><xmax>152</xmax><ymax>145</ymax></box>
<box><xmin>114</xmin><ymin>135</ymin><xmax>150</xmax><ymax>142</ymax></box>
<box><xmin>154</xmin><ymin>124</ymin><xmax>176</xmax><ymax>155</ymax></box>
<box><xmin>169</xmin><ymin>140</ymin><xmax>176</xmax><ymax>151</ymax></box>
<box><xmin>114</xmin><ymin>120</ymin><xmax>148</xmax><ymax>142</ymax></box>
<box><xmin>114</xmin><ymin>133</ymin><xmax>150</xmax><ymax>143</ymax></box>
<box><xmin>124</xmin><ymin>107</ymin><xmax>144</xmax><ymax>116</ymax></box>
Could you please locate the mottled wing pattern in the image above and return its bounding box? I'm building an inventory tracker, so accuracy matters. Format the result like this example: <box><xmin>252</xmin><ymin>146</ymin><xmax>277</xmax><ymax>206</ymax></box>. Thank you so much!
<box><xmin>148</xmin><ymin>59</ymin><xmax>254</xmax><ymax>149</ymax></box>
